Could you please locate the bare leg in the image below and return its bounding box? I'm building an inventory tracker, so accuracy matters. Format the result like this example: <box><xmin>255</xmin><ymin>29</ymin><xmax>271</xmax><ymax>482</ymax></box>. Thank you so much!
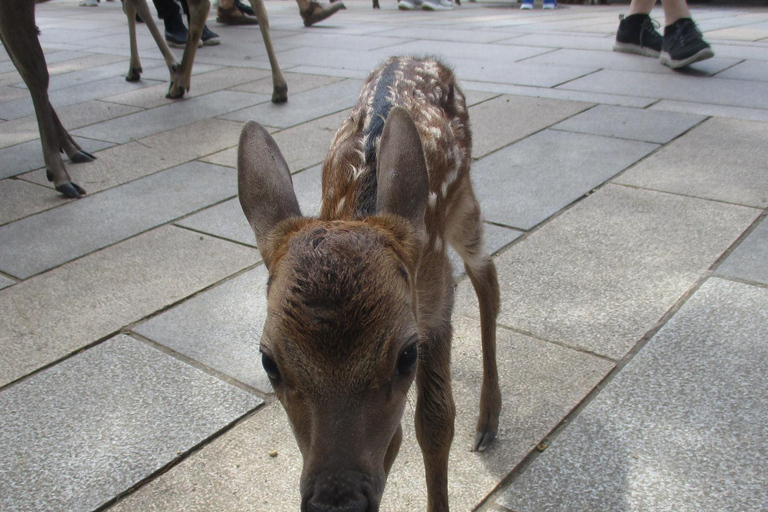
<box><xmin>628</xmin><ymin>0</ymin><xmax>691</xmax><ymax>26</ymax></box>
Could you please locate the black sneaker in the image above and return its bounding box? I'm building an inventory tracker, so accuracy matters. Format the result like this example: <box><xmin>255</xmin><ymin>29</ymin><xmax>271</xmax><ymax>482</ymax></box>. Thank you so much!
<box><xmin>164</xmin><ymin>14</ymin><xmax>202</xmax><ymax>48</ymax></box>
<box><xmin>201</xmin><ymin>25</ymin><xmax>220</xmax><ymax>47</ymax></box>
<box><xmin>234</xmin><ymin>0</ymin><xmax>255</xmax><ymax>17</ymax></box>
<box><xmin>661</xmin><ymin>18</ymin><xmax>714</xmax><ymax>69</ymax></box>
<box><xmin>613</xmin><ymin>13</ymin><xmax>663</xmax><ymax>58</ymax></box>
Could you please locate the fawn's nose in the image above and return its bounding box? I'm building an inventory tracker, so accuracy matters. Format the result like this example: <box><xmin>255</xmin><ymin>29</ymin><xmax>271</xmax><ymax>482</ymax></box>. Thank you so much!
<box><xmin>304</xmin><ymin>470</ymin><xmax>372</xmax><ymax>512</ymax></box>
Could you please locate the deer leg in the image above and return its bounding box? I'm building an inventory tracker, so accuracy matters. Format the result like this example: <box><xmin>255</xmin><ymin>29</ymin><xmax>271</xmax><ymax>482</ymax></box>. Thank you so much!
<box><xmin>0</xmin><ymin>0</ymin><xmax>85</xmax><ymax>198</ymax></box>
<box><xmin>124</xmin><ymin>0</ymin><xmax>180</xmax><ymax>82</ymax></box>
<box><xmin>50</xmin><ymin>106</ymin><xmax>96</xmax><ymax>164</ymax></box>
<box><xmin>447</xmin><ymin>192</ymin><xmax>501</xmax><ymax>453</ymax></box>
<box><xmin>246</xmin><ymin>0</ymin><xmax>288</xmax><ymax>103</ymax></box>
<box><xmin>167</xmin><ymin>0</ymin><xmax>208</xmax><ymax>98</ymax></box>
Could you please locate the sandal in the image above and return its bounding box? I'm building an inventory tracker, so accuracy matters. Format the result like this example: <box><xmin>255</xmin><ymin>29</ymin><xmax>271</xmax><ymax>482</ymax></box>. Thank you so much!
<box><xmin>300</xmin><ymin>1</ymin><xmax>346</xmax><ymax>27</ymax></box>
<box><xmin>216</xmin><ymin>4</ymin><xmax>259</xmax><ymax>25</ymax></box>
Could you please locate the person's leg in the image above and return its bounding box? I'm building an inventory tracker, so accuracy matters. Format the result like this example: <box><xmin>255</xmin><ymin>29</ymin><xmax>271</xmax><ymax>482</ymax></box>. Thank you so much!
<box><xmin>217</xmin><ymin>0</ymin><xmax>260</xmax><ymax>24</ymax></box>
<box><xmin>627</xmin><ymin>0</ymin><xmax>657</xmax><ymax>16</ymax></box>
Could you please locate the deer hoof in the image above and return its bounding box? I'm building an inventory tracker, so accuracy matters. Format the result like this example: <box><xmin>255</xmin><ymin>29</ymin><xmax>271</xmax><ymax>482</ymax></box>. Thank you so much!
<box><xmin>473</xmin><ymin>428</ymin><xmax>496</xmax><ymax>452</ymax></box>
<box><xmin>166</xmin><ymin>83</ymin><xmax>186</xmax><ymax>99</ymax></box>
<box><xmin>70</xmin><ymin>150</ymin><xmax>96</xmax><ymax>164</ymax></box>
<box><xmin>272</xmin><ymin>84</ymin><xmax>288</xmax><ymax>103</ymax></box>
<box><xmin>126</xmin><ymin>67</ymin><xmax>142</xmax><ymax>82</ymax></box>
<box><xmin>55</xmin><ymin>182</ymin><xmax>86</xmax><ymax>199</ymax></box>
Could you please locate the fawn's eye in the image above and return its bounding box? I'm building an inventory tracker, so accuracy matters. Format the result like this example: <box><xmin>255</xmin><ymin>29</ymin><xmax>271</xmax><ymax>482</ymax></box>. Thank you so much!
<box><xmin>261</xmin><ymin>352</ymin><xmax>281</xmax><ymax>383</ymax></box>
<box><xmin>396</xmin><ymin>341</ymin><xmax>419</xmax><ymax>376</ymax></box>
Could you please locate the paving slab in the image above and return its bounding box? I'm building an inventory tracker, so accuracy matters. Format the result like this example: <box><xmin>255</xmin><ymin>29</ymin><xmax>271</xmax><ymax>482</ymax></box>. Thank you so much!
<box><xmin>715</xmin><ymin>216</ymin><xmax>768</xmax><ymax>285</ymax></box>
<box><xmin>0</xmin><ymin>179</ymin><xmax>66</xmax><ymax>226</ymax></box>
<box><xmin>469</xmin><ymin>94</ymin><xmax>592</xmax><ymax>158</ymax></box>
<box><xmin>0</xmin><ymin>274</ymin><xmax>14</xmax><ymax>291</ymax></box>
<box><xmin>220</xmin><ymin>79</ymin><xmax>363</xmax><ymax>128</ymax></box>
<box><xmin>202</xmin><ymin>109</ymin><xmax>351</xmax><ymax>172</ymax></box>
<box><xmin>133</xmin><ymin>264</ymin><xmax>271</xmax><ymax>393</ymax></box>
<box><xmin>614</xmin><ymin>117</ymin><xmax>768</xmax><ymax>208</ymax></box>
<box><xmin>373</xmin><ymin>40</ymin><xmax>551</xmax><ymax>64</ymax></box>
<box><xmin>0</xmin><ymin>75</ymin><xmax>162</xmax><ymax>121</ymax></box>
<box><xmin>462</xmin><ymin>79</ymin><xmax>656</xmax><ymax>108</ymax></box>
<box><xmin>472</xmin><ymin>130</ymin><xmax>658</xmax><ymax>230</ymax></box>
<box><xmin>378</xmin><ymin>26</ymin><xmax>511</xmax><ymax>44</ymax></box>
<box><xmin>176</xmin><ymin>164</ymin><xmax>323</xmax><ymax>246</ymax></box>
<box><xmin>0</xmin><ymin>137</ymin><xmax>115</xmax><ymax>179</ymax></box>
<box><xmin>450</xmin><ymin>56</ymin><xmax>596</xmax><ymax>88</ymax></box>
<box><xmin>499</xmin><ymin>278</ymin><xmax>768</xmax><ymax>512</ymax></box>
<box><xmin>0</xmin><ymin>225</ymin><xmax>257</xmax><ymax>388</ymax></box>
<box><xmin>43</xmin><ymin>59</ymin><xmax>165</xmax><ymax>91</ymax></box>
<box><xmin>22</xmin><ymin>118</ymin><xmax>245</xmax><ymax>194</ymax></box>
<box><xmin>73</xmin><ymin>90</ymin><xmax>270</xmax><ymax>143</ymax></box>
<box><xmin>551</xmin><ymin>104</ymin><xmax>705</xmax><ymax>144</ymax></box>
<box><xmin>523</xmin><ymin>48</ymin><xmax>739</xmax><ymax>76</ymax></box>
<box><xmin>559</xmin><ymin>69</ymin><xmax>768</xmax><ymax>110</ymax></box>
<box><xmin>0</xmin><ymin>161</ymin><xmax>237</xmax><ymax>279</ymax></box>
<box><xmin>716</xmin><ymin>59</ymin><xmax>768</xmax><ymax>81</ymax></box>
<box><xmin>103</xmin><ymin>67</ymin><xmax>272</xmax><ymax>109</ymax></box>
<box><xmin>456</xmin><ymin>184</ymin><xmax>761</xmax><ymax>360</ymax></box>
<box><xmin>230</xmin><ymin>71</ymin><xmax>344</xmax><ymax>96</ymax></box>
<box><xmin>499</xmin><ymin>32</ymin><xmax>615</xmax><ymax>51</ymax></box>
<box><xmin>0</xmin><ymin>334</ymin><xmax>261</xmax><ymax>512</ymax></box>
<box><xmin>649</xmin><ymin>99</ymin><xmax>768</xmax><ymax>123</ymax></box>
<box><xmin>0</xmin><ymin>85</ymin><xmax>30</xmax><ymax>103</ymax></box>
<box><xmin>109</xmin><ymin>315</ymin><xmax>614</xmax><ymax>512</ymax></box>
<box><xmin>271</xmin><ymin>46</ymin><xmax>384</xmax><ymax>73</ymax></box>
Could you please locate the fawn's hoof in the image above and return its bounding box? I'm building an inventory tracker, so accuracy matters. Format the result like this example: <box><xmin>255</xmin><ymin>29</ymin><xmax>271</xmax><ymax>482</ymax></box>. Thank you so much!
<box><xmin>55</xmin><ymin>182</ymin><xmax>86</xmax><ymax>199</ymax></box>
<box><xmin>473</xmin><ymin>429</ymin><xmax>496</xmax><ymax>452</ymax></box>
<box><xmin>301</xmin><ymin>1</ymin><xmax>346</xmax><ymax>27</ymax></box>
<box><xmin>166</xmin><ymin>82</ymin><xmax>187</xmax><ymax>99</ymax></box>
<box><xmin>126</xmin><ymin>67</ymin><xmax>142</xmax><ymax>82</ymax></box>
<box><xmin>272</xmin><ymin>83</ymin><xmax>288</xmax><ymax>103</ymax></box>
<box><xmin>70</xmin><ymin>150</ymin><xmax>96</xmax><ymax>164</ymax></box>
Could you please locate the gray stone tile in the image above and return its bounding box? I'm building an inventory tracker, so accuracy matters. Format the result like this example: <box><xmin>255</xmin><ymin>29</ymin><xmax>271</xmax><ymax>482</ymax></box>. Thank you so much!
<box><xmin>462</xmin><ymin>79</ymin><xmax>657</xmax><ymax>108</ymax></box>
<box><xmin>472</xmin><ymin>130</ymin><xmax>658</xmax><ymax>230</ymax></box>
<box><xmin>103</xmin><ymin>67</ymin><xmax>271</xmax><ymax>109</ymax></box>
<box><xmin>500</xmin><ymin>33</ymin><xmax>615</xmax><ymax>51</ymax></box>
<box><xmin>0</xmin><ymin>274</ymin><xmax>14</xmax><ymax>290</ymax></box>
<box><xmin>219</xmin><ymin>79</ymin><xmax>363</xmax><ymax>128</ymax></box>
<box><xmin>176</xmin><ymin>198</ymin><xmax>257</xmax><ymax>247</ymax></box>
<box><xmin>456</xmin><ymin>184</ymin><xmax>760</xmax><ymax>360</ymax></box>
<box><xmin>524</xmin><ymin>48</ymin><xmax>739</xmax><ymax>76</ymax></box>
<box><xmin>0</xmin><ymin>334</ymin><xmax>261</xmax><ymax>512</ymax></box>
<box><xmin>716</xmin><ymin>217</ymin><xmax>768</xmax><ymax>285</ymax></box>
<box><xmin>44</xmin><ymin>59</ymin><xmax>165</xmax><ymax>91</ymax></box>
<box><xmin>499</xmin><ymin>278</ymin><xmax>768</xmax><ymax>512</ymax></box>
<box><xmin>379</xmin><ymin>26</ymin><xmax>511</xmax><ymax>44</ymax></box>
<box><xmin>450</xmin><ymin>56</ymin><xmax>596</xmax><ymax>88</ymax></box>
<box><xmin>716</xmin><ymin>59</ymin><xmax>768</xmax><ymax>81</ymax></box>
<box><xmin>22</xmin><ymin>118</ymin><xmax>245</xmax><ymax>194</ymax></box>
<box><xmin>0</xmin><ymin>137</ymin><xmax>115</xmax><ymax>179</ymax></box>
<box><xmin>108</xmin><ymin>316</ymin><xmax>614</xmax><ymax>512</ymax></box>
<box><xmin>560</xmin><ymin>69</ymin><xmax>768</xmax><ymax>110</ymax></box>
<box><xmin>230</xmin><ymin>71</ymin><xmax>344</xmax><ymax>96</ymax></box>
<box><xmin>287</xmin><ymin>66</ymin><xmax>370</xmax><ymax>80</ymax></box>
<box><xmin>0</xmin><ymin>75</ymin><xmax>163</xmax><ymax>121</ymax></box>
<box><xmin>273</xmin><ymin>46</ymin><xmax>385</xmax><ymax>74</ymax></box>
<box><xmin>469</xmin><ymin>95</ymin><xmax>592</xmax><ymax>158</ymax></box>
<box><xmin>0</xmin><ymin>161</ymin><xmax>237</xmax><ymax>279</ymax></box>
<box><xmin>0</xmin><ymin>225</ymin><xmax>257</xmax><ymax>387</ymax></box>
<box><xmin>372</xmin><ymin>40</ymin><xmax>552</xmax><ymax>63</ymax></box>
<box><xmin>0</xmin><ymin>85</ymin><xmax>29</xmax><ymax>103</ymax></box>
<box><xmin>133</xmin><ymin>265</ymin><xmax>271</xmax><ymax>393</ymax></box>
<box><xmin>614</xmin><ymin>117</ymin><xmax>768</xmax><ymax>208</ymax></box>
<box><xmin>73</xmin><ymin>90</ymin><xmax>270</xmax><ymax>143</ymax></box>
<box><xmin>649</xmin><ymin>100</ymin><xmax>768</xmax><ymax>123</ymax></box>
<box><xmin>0</xmin><ymin>179</ymin><xmax>65</xmax><ymax>226</ymax></box>
<box><xmin>551</xmin><ymin>105</ymin><xmax>705</xmax><ymax>144</ymax></box>
<box><xmin>281</xmin><ymin>33</ymin><xmax>406</xmax><ymax>51</ymax></box>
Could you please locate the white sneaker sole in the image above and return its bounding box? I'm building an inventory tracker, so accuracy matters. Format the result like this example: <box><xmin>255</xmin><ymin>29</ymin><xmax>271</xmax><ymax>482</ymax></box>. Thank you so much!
<box><xmin>422</xmin><ymin>2</ymin><xmax>453</xmax><ymax>10</ymax></box>
<box><xmin>660</xmin><ymin>47</ymin><xmax>714</xmax><ymax>69</ymax></box>
<box><xmin>398</xmin><ymin>0</ymin><xmax>419</xmax><ymax>9</ymax></box>
<box><xmin>520</xmin><ymin>3</ymin><xmax>533</xmax><ymax>9</ymax></box>
<box><xmin>613</xmin><ymin>42</ymin><xmax>661</xmax><ymax>58</ymax></box>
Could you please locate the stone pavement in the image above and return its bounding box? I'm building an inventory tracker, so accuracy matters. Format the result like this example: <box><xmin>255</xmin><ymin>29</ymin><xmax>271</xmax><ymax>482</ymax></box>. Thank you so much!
<box><xmin>1</xmin><ymin>0</ymin><xmax>767</xmax><ymax>510</ymax></box>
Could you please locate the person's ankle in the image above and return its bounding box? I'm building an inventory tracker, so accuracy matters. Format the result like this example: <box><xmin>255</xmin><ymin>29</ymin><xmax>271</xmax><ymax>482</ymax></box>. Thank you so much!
<box><xmin>219</xmin><ymin>0</ymin><xmax>234</xmax><ymax>8</ymax></box>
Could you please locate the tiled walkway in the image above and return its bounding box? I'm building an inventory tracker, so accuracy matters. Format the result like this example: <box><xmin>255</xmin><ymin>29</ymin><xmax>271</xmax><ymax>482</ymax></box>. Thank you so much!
<box><xmin>1</xmin><ymin>1</ymin><xmax>767</xmax><ymax>511</ymax></box>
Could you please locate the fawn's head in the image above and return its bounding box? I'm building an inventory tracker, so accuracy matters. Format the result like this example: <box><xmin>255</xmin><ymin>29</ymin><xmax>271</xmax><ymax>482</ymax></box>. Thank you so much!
<box><xmin>238</xmin><ymin>108</ymin><xmax>429</xmax><ymax>512</ymax></box>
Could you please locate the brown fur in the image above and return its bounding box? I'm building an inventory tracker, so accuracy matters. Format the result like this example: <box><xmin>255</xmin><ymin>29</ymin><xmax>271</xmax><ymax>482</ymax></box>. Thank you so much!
<box><xmin>238</xmin><ymin>56</ymin><xmax>501</xmax><ymax>512</ymax></box>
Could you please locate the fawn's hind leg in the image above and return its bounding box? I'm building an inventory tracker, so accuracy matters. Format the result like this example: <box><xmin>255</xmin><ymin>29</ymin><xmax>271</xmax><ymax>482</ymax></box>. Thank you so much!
<box><xmin>447</xmin><ymin>187</ymin><xmax>501</xmax><ymax>452</ymax></box>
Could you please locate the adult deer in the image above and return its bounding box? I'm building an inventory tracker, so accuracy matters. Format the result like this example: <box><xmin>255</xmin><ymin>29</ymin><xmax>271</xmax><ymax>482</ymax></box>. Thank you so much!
<box><xmin>238</xmin><ymin>56</ymin><xmax>501</xmax><ymax>511</ymax></box>
<box><xmin>0</xmin><ymin>0</ymin><xmax>95</xmax><ymax>198</ymax></box>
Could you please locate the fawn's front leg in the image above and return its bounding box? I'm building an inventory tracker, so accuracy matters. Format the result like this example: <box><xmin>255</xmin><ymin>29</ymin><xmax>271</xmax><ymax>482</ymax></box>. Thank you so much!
<box><xmin>246</xmin><ymin>0</ymin><xmax>288</xmax><ymax>102</ymax></box>
<box><xmin>122</xmin><ymin>0</ymin><xmax>179</xmax><ymax>82</ymax></box>
<box><xmin>167</xmin><ymin>0</ymin><xmax>209</xmax><ymax>98</ymax></box>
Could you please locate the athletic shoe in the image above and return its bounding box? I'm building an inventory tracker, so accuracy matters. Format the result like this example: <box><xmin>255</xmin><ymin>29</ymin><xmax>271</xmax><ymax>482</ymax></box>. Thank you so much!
<box><xmin>422</xmin><ymin>0</ymin><xmax>453</xmax><ymax>11</ymax></box>
<box><xmin>79</xmin><ymin>0</ymin><xmax>98</xmax><ymax>7</ymax></box>
<box><xmin>660</xmin><ymin>18</ymin><xmax>714</xmax><ymax>69</ymax></box>
<box><xmin>201</xmin><ymin>25</ymin><xmax>220</xmax><ymax>46</ymax></box>
<box><xmin>543</xmin><ymin>0</ymin><xmax>557</xmax><ymax>9</ymax></box>
<box><xmin>613</xmin><ymin>13</ymin><xmax>662</xmax><ymax>58</ymax></box>
<box><xmin>398</xmin><ymin>0</ymin><xmax>422</xmax><ymax>9</ymax></box>
<box><xmin>520</xmin><ymin>0</ymin><xmax>533</xmax><ymax>9</ymax></box>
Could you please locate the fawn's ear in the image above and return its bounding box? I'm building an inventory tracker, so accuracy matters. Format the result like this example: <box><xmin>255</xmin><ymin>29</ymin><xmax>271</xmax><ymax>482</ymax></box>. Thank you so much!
<box><xmin>238</xmin><ymin>120</ymin><xmax>302</xmax><ymax>256</ymax></box>
<box><xmin>376</xmin><ymin>106</ymin><xmax>429</xmax><ymax>246</ymax></box>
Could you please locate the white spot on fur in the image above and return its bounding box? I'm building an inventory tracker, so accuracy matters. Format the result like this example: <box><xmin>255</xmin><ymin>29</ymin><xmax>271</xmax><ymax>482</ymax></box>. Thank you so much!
<box><xmin>441</xmin><ymin>181</ymin><xmax>448</xmax><ymax>198</ymax></box>
<box><xmin>428</xmin><ymin>191</ymin><xmax>438</xmax><ymax>209</ymax></box>
<box><xmin>433</xmin><ymin>236</ymin><xmax>443</xmax><ymax>253</ymax></box>
<box><xmin>336</xmin><ymin>196</ymin><xmax>346</xmax><ymax>215</ymax></box>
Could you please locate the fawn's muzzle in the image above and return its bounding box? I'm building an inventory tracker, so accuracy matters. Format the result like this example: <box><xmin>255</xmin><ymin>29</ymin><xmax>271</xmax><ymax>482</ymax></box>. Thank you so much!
<box><xmin>303</xmin><ymin>470</ymin><xmax>377</xmax><ymax>512</ymax></box>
